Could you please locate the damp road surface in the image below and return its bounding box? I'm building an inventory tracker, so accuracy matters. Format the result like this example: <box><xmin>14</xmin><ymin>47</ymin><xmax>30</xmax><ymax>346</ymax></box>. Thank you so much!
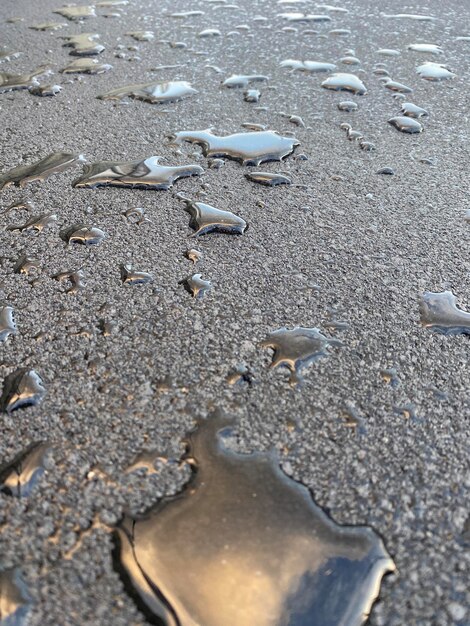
<box><xmin>0</xmin><ymin>0</ymin><xmax>469</xmax><ymax>625</ymax></box>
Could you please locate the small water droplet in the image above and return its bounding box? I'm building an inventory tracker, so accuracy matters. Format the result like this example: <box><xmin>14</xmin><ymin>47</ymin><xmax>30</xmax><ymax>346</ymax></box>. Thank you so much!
<box><xmin>126</xmin><ymin>31</ymin><xmax>155</xmax><ymax>42</ymax></box>
<box><xmin>53</xmin><ymin>269</ymin><xmax>86</xmax><ymax>294</ymax></box>
<box><xmin>280</xmin><ymin>59</ymin><xmax>336</xmax><ymax>72</ymax></box>
<box><xmin>377</xmin><ymin>48</ymin><xmax>400</xmax><ymax>57</ymax></box>
<box><xmin>29</xmin><ymin>83</ymin><xmax>62</xmax><ymax>96</ymax></box>
<box><xmin>120</xmin><ymin>264</ymin><xmax>153</xmax><ymax>285</ymax></box>
<box><xmin>198</xmin><ymin>28</ymin><xmax>221</xmax><ymax>37</ymax></box>
<box><xmin>60</xmin><ymin>224</ymin><xmax>106</xmax><ymax>245</ymax></box>
<box><xmin>226</xmin><ymin>363</ymin><xmax>255</xmax><ymax>385</ymax></box>
<box><xmin>180</xmin><ymin>273</ymin><xmax>213</xmax><ymax>298</ymax></box>
<box><xmin>222</xmin><ymin>74</ymin><xmax>268</xmax><ymax>88</ymax></box>
<box><xmin>123</xmin><ymin>207</ymin><xmax>150</xmax><ymax>225</ymax></box>
<box><xmin>13</xmin><ymin>254</ymin><xmax>41</xmax><ymax>275</ymax></box>
<box><xmin>321</xmin><ymin>73</ymin><xmax>367</xmax><ymax>95</ymax></box>
<box><xmin>382</xmin><ymin>78</ymin><xmax>413</xmax><ymax>94</ymax></box>
<box><xmin>186</xmin><ymin>249</ymin><xmax>202</xmax><ymax>264</ymax></box>
<box><xmin>245</xmin><ymin>171</ymin><xmax>291</xmax><ymax>186</ymax></box>
<box><xmin>400</xmin><ymin>102</ymin><xmax>428</xmax><ymax>118</ymax></box>
<box><xmin>337</xmin><ymin>100</ymin><xmax>358</xmax><ymax>111</ymax></box>
<box><xmin>244</xmin><ymin>88</ymin><xmax>261</xmax><ymax>102</ymax></box>
<box><xmin>376</xmin><ymin>167</ymin><xmax>395</xmax><ymax>175</ymax></box>
<box><xmin>382</xmin><ymin>13</ymin><xmax>436</xmax><ymax>21</ymax></box>
<box><xmin>388</xmin><ymin>116</ymin><xmax>423</xmax><ymax>134</ymax></box>
<box><xmin>408</xmin><ymin>43</ymin><xmax>443</xmax><ymax>55</ymax></box>
<box><xmin>0</xmin><ymin>306</ymin><xmax>17</xmax><ymax>342</ymax></box>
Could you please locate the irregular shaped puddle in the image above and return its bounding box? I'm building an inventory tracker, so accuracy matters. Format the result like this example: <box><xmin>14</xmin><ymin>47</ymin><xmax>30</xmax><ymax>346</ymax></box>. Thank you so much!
<box><xmin>98</xmin><ymin>80</ymin><xmax>197</xmax><ymax>104</ymax></box>
<box><xmin>388</xmin><ymin>116</ymin><xmax>423</xmax><ymax>134</ymax></box>
<box><xmin>73</xmin><ymin>157</ymin><xmax>203</xmax><ymax>189</ymax></box>
<box><xmin>0</xmin><ymin>152</ymin><xmax>82</xmax><ymax>190</ymax></box>
<box><xmin>62</xmin><ymin>32</ymin><xmax>104</xmax><ymax>55</ymax></box>
<box><xmin>0</xmin><ymin>65</ymin><xmax>51</xmax><ymax>93</ymax></box>
<box><xmin>169</xmin><ymin>129</ymin><xmax>299</xmax><ymax>165</ymax></box>
<box><xmin>53</xmin><ymin>5</ymin><xmax>97</xmax><ymax>20</ymax></box>
<box><xmin>60</xmin><ymin>224</ymin><xmax>106</xmax><ymax>245</ymax></box>
<box><xmin>261</xmin><ymin>327</ymin><xmax>341</xmax><ymax>385</ymax></box>
<box><xmin>0</xmin><ymin>306</ymin><xmax>17</xmax><ymax>342</ymax></box>
<box><xmin>0</xmin><ymin>368</ymin><xmax>46</xmax><ymax>413</ymax></box>
<box><xmin>321</xmin><ymin>73</ymin><xmax>367</xmax><ymax>95</ymax></box>
<box><xmin>184</xmin><ymin>199</ymin><xmax>247</xmax><ymax>236</ymax></box>
<box><xmin>420</xmin><ymin>291</ymin><xmax>470</xmax><ymax>335</ymax></box>
<box><xmin>113</xmin><ymin>411</ymin><xmax>394</xmax><ymax>626</ymax></box>
<box><xmin>180</xmin><ymin>273</ymin><xmax>213</xmax><ymax>298</ymax></box>
<box><xmin>61</xmin><ymin>58</ymin><xmax>112</xmax><ymax>74</ymax></box>
<box><xmin>416</xmin><ymin>62</ymin><xmax>455</xmax><ymax>81</ymax></box>
<box><xmin>245</xmin><ymin>171</ymin><xmax>291</xmax><ymax>186</ymax></box>
<box><xmin>0</xmin><ymin>568</ymin><xmax>32</xmax><ymax>624</ymax></box>
<box><xmin>0</xmin><ymin>442</ymin><xmax>52</xmax><ymax>497</ymax></box>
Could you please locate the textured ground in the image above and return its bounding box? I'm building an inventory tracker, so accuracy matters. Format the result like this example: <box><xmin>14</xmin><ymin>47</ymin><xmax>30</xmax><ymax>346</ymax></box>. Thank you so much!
<box><xmin>0</xmin><ymin>0</ymin><xmax>469</xmax><ymax>624</ymax></box>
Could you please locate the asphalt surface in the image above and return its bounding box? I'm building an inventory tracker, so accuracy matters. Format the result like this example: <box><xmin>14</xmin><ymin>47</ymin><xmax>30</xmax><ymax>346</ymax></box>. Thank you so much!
<box><xmin>0</xmin><ymin>0</ymin><xmax>469</xmax><ymax>624</ymax></box>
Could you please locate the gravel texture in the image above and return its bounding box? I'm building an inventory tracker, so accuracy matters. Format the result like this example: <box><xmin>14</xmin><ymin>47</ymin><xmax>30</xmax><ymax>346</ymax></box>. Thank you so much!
<box><xmin>0</xmin><ymin>0</ymin><xmax>469</xmax><ymax>624</ymax></box>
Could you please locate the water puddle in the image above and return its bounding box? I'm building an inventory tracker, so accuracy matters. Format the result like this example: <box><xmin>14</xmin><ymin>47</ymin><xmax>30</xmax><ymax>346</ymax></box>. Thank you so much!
<box><xmin>120</xmin><ymin>264</ymin><xmax>153</xmax><ymax>285</ymax></box>
<box><xmin>180</xmin><ymin>273</ymin><xmax>213</xmax><ymax>298</ymax></box>
<box><xmin>53</xmin><ymin>269</ymin><xmax>86</xmax><ymax>294</ymax></box>
<box><xmin>420</xmin><ymin>291</ymin><xmax>470</xmax><ymax>335</ymax></box>
<box><xmin>280</xmin><ymin>59</ymin><xmax>336</xmax><ymax>72</ymax></box>
<box><xmin>388</xmin><ymin>116</ymin><xmax>423</xmax><ymax>134</ymax></box>
<box><xmin>261</xmin><ymin>327</ymin><xmax>341</xmax><ymax>385</ymax></box>
<box><xmin>7</xmin><ymin>213</ymin><xmax>57</xmax><ymax>234</ymax></box>
<box><xmin>73</xmin><ymin>157</ymin><xmax>203</xmax><ymax>189</ymax></box>
<box><xmin>382</xmin><ymin>78</ymin><xmax>413</xmax><ymax>94</ymax></box>
<box><xmin>0</xmin><ymin>65</ymin><xmax>51</xmax><ymax>93</ymax></box>
<box><xmin>169</xmin><ymin>129</ymin><xmax>299</xmax><ymax>165</ymax></box>
<box><xmin>98</xmin><ymin>80</ymin><xmax>197</xmax><ymax>103</ymax></box>
<box><xmin>0</xmin><ymin>368</ymin><xmax>46</xmax><ymax>413</ymax></box>
<box><xmin>63</xmin><ymin>33</ymin><xmax>105</xmax><ymax>55</ymax></box>
<box><xmin>416</xmin><ymin>62</ymin><xmax>455</xmax><ymax>81</ymax></box>
<box><xmin>29</xmin><ymin>84</ymin><xmax>62</xmax><ymax>96</ymax></box>
<box><xmin>186</xmin><ymin>248</ymin><xmax>202</xmax><ymax>263</ymax></box>
<box><xmin>114</xmin><ymin>411</ymin><xmax>394</xmax><ymax>626</ymax></box>
<box><xmin>30</xmin><ymin>21</ymin><xmax>66</xmax><ymax>31</ymax></box>
<box><xmin>60</xmin><ymin>224</ymin><xmax>106</xmax><ymax>245</ymax></box>
<box><xmin>245</xmin><ymin>171</ymin><xmax>291</xmax><ymax>186</ymax></box>
<box><xmin>0</xmin><ymin>306</ymin><xmax>17</xmax><ymax>342</ymax></box>
<box><xmin>321</xmin><ymin>73</ymin><xmax>367</xmax><ymax>95</ymax></box>
<box><xmin>337</xmin><ymin>100</ymin><xmax>358</xmax><ymax>111</ymax></box>
<box><xmin>184</xmin><ymin>200</ymin><xmax>247</xmax><ymax>236</ymax></box>
<box><xmin>126</xmin><ymin>31</ymin><xmax>155</xmax><ymax>41</ymax></box>
<box><xmin>53</xmin><ymin>5</ymin><xmax>97</xmax><ymax>20</ymax></box>
<box><xmin>222</xmin><ymin>74</ymin><xmax>268</xmax><ymax>88</ymax></box>
<box><xmin>0</xmin><ymin>568</ymin><xmax>32</xmax><ymax>624</ymax></box>
<box><xmin>14</xmin><ymin>255</ymin><xmax>41</xmax><ymax>275</ymax></box>
<box><xmin>61</xmin><ymin>58</ymin><xmax>112</xmax><ymax>74</ymax></box>
<box><xmin>0</xmin><ymin>152</ymin><xmax>82</xmax><ymax>190</ymax></box>
<box><xmin>401</xmin><ymin>102</ymin><xmax>428</xmax><ymax>118</ymax></box>
<box><xmin>0</xmin><ymin>442</ymin><xmax>52</xmax><ymax>497</ymax></box>
<box><xmin>408</xmin><ymin>43</ymin><xmax>442</xmax><ymax>55</ymax></box>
